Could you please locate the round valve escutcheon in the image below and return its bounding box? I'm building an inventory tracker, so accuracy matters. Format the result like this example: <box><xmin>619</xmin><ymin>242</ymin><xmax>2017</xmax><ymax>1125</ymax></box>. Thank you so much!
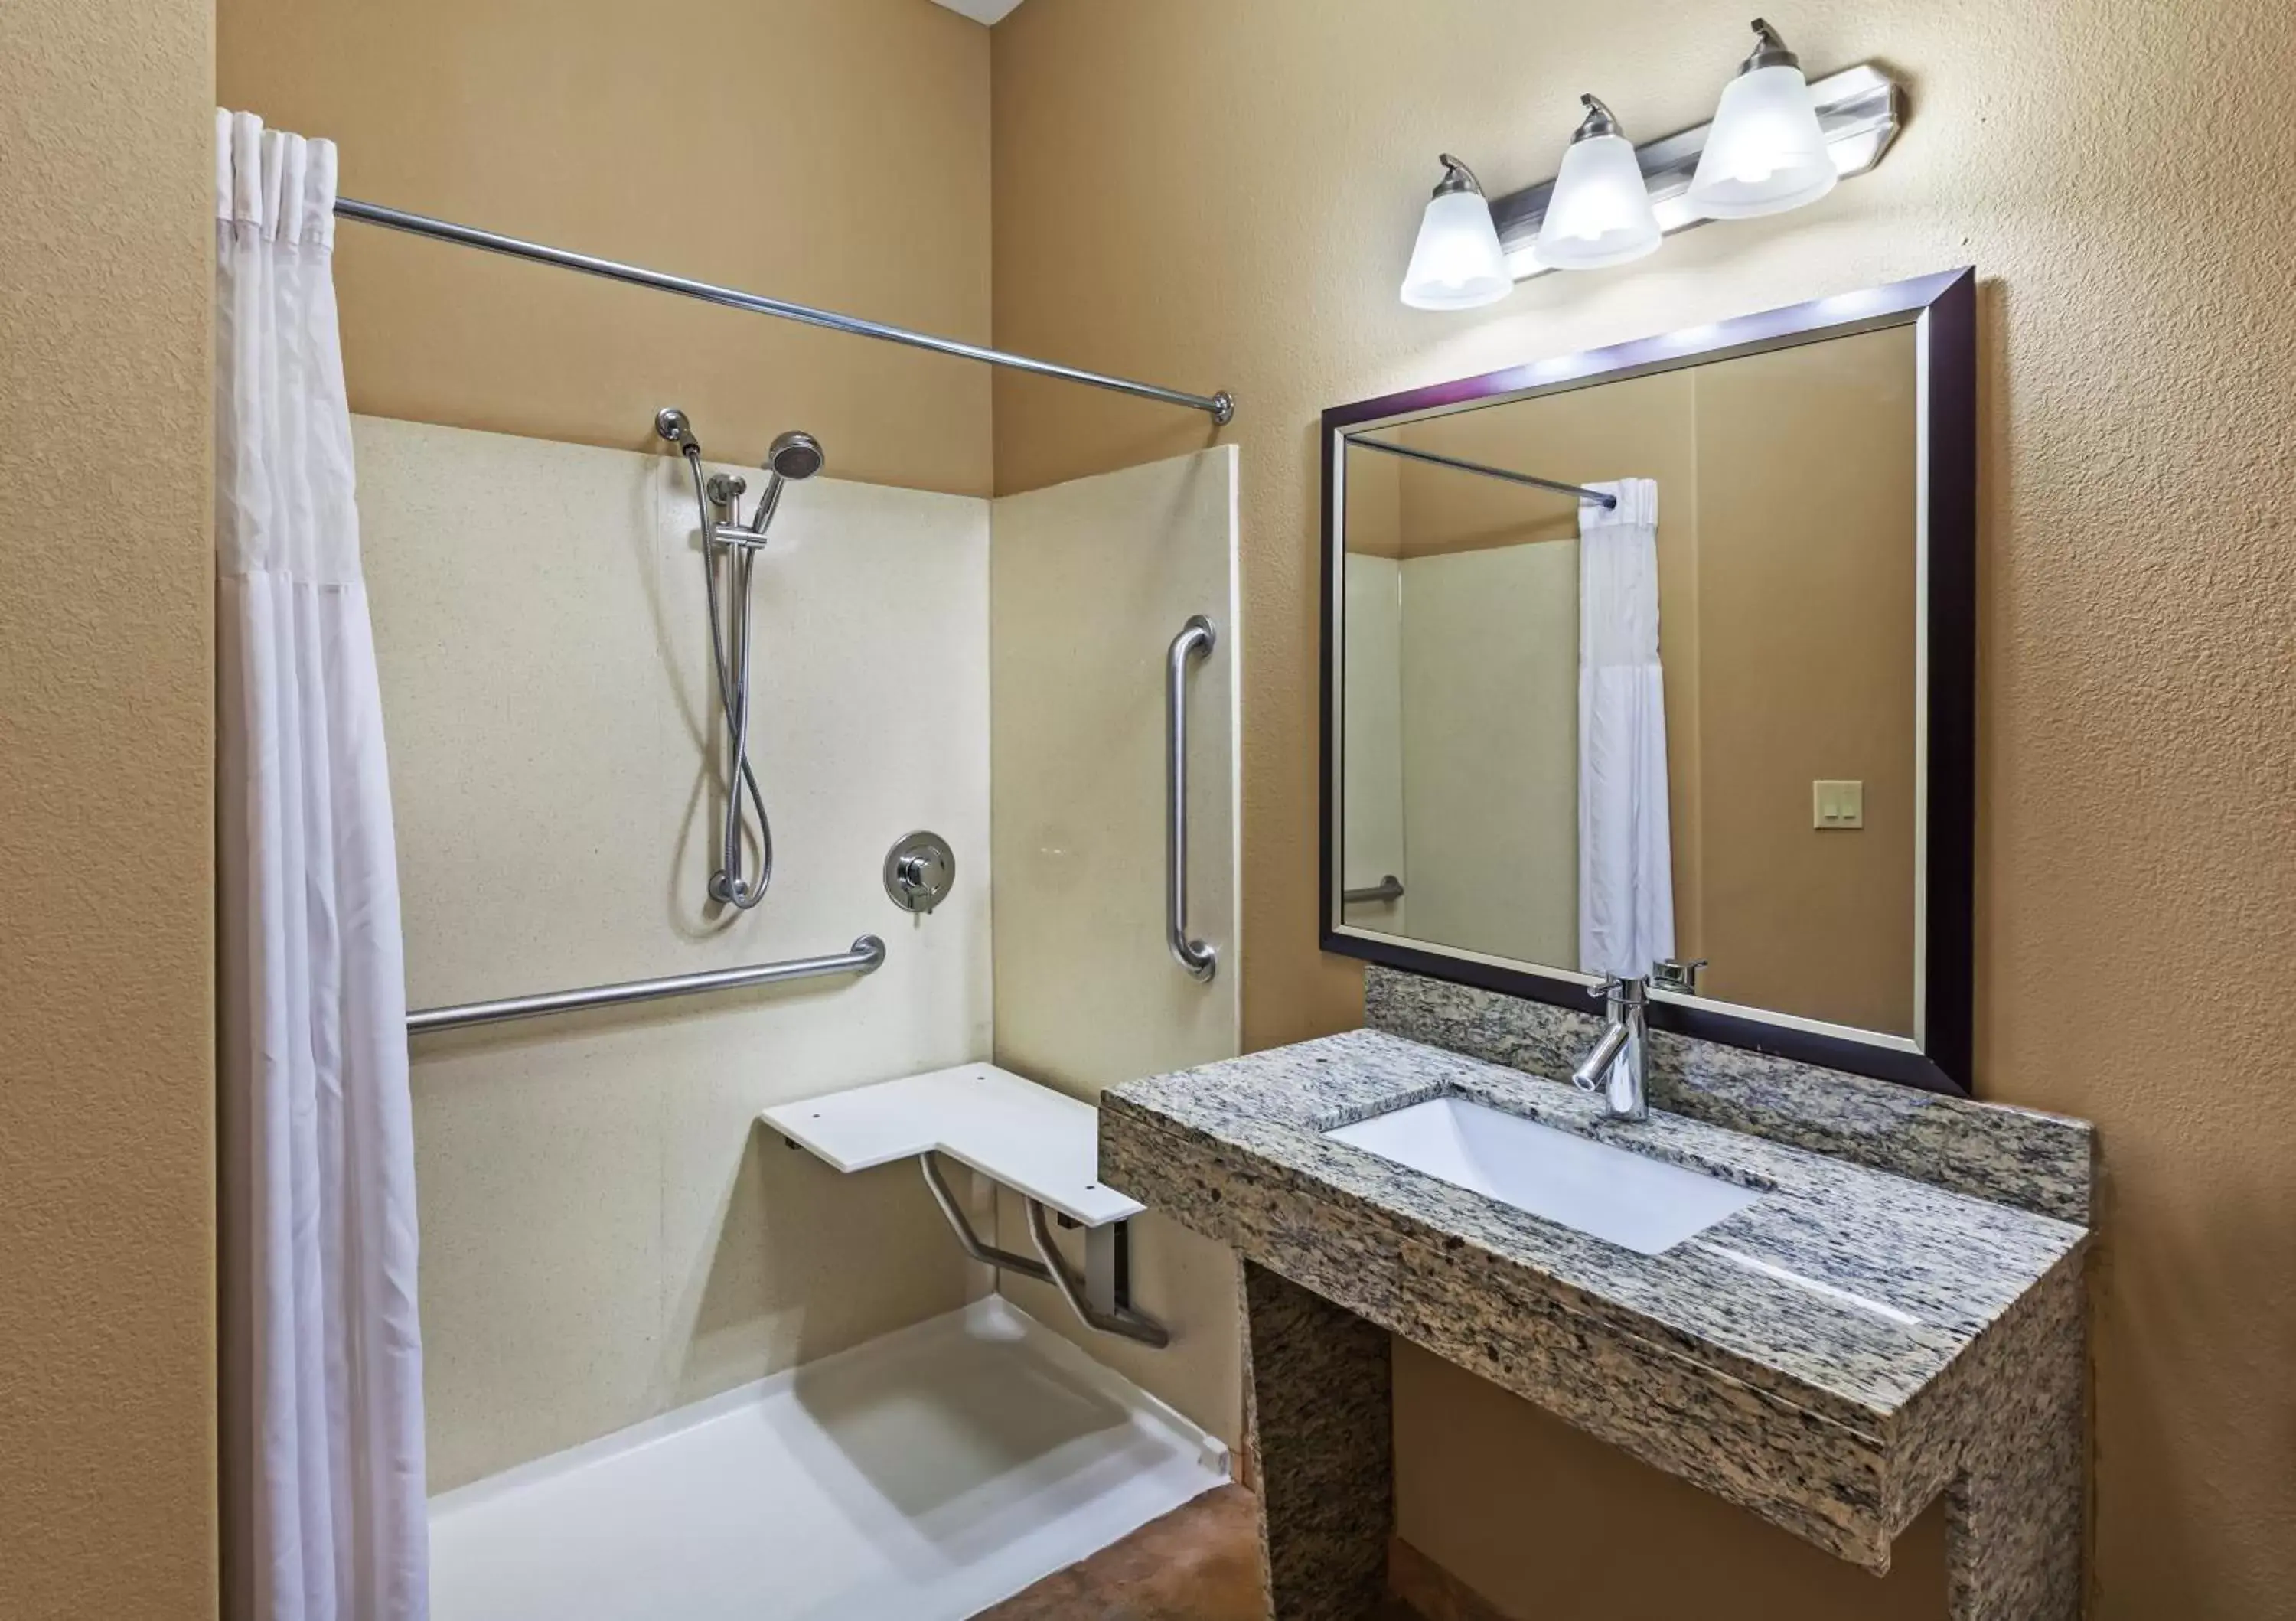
<box><xmin>882</xmin><ymin>830</ymin><xmax>956</xmax><ymax>915</ymax></box>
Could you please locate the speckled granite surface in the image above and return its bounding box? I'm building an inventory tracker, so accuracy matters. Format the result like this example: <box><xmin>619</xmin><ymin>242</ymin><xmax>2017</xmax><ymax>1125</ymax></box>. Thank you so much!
<box><xmin>1243</xmin><ymin>1262</ymin><xmax>1391</xmax><ymax>1620</ymax></box>
<box><xmin>1366</xmin><ymin>966</ymin><xmax>2099</xmax><ymax>1225</ymax></box>
<box><xmin>1102</xmin><ymin>1027</ymin><xmax>2089</xmax><ymax>1616</ymax></box>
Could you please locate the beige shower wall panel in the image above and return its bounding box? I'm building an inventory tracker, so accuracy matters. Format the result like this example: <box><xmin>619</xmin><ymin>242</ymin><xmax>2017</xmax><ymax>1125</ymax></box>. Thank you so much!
<box><xmin>988</xmin><ymin>447</ymin><xmax>1244</xmax><ymax>1443</ymax></box>
<box><xmin>356</xmin><ymin>417</ymin><xmax>993</xmax><ymax>1489</ymax></box>
<box><xmin>1397</xmin><ymin>543</ymin><xmax>1580</xmax><ymax>968</ymax></box>
<box><xmin>1340</xmin><ymin>553</ymin><xmax>1407</xmax><ymax>934</ymax></box>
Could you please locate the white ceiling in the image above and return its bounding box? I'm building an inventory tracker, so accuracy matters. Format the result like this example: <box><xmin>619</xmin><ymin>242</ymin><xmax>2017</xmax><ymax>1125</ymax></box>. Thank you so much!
<box><xmin>928</xmin><ymin>0</ymin><xmax>1026</xmax><ymax>24</ymax></box>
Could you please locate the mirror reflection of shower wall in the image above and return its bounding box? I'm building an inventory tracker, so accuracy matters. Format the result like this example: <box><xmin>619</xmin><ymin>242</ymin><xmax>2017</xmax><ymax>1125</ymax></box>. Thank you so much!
<box><xmin>1341</xmin><ymin>325</ymin><xmax>1918</xmax><ymax>1037</ymax></box>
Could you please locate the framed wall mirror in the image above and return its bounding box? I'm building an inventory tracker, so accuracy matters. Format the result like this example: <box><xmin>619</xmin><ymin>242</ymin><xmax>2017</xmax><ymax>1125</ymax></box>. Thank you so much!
<box><xmin>1319</xmin><ymin>269</ymin><xmax>1977</xmax><ymax>1094</ymax></box>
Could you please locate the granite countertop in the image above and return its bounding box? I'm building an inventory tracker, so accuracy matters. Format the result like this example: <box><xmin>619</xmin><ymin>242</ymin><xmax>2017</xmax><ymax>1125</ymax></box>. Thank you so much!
<box><xmin>1106</xmin><ymin>1028</ymin><xmax>2089</xmax><ymax>1437</ymax></box>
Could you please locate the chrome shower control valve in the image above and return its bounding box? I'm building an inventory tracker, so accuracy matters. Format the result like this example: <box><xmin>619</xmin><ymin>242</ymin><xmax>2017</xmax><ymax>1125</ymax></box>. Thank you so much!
<box><xmin>883</xmin><ymin>831</ymin><xmax>956</xmax><ymax>915</ymax></box>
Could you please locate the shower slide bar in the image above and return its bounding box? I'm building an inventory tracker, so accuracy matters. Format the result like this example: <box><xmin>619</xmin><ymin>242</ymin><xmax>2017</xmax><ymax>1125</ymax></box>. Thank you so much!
<box><xmin>333</xmin><ymin>197</ymin><xmax>1236</xmax><ymax>425</ymax></box>
<box><xmin>1345</xmin><ymin>432</ymin><xmax>1616</xmax><ymax>508</ymax></box>
<box><xmin>406</xmin><ymin>935</ymin><xmax>886</xmax><ymax>1034</ymax></box>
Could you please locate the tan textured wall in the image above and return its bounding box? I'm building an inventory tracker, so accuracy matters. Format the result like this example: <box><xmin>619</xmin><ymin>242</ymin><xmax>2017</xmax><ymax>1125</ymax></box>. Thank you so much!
<box><xmin>0</xmin><ymin>0</ymin><xmax>217</xmax><ymax>1614</ymax></box>
<box><xmin>1693</xmin><ymin>328</ymin><xmax>1917</xmax><ymax>1035</ymax></box>
<box><xmin>991</xmin><ymin>2</ymin><xmax>2296</xmax><ymax>1616</ymax></box>
<box><xmin>217</xmin><ymin>0</ymin><xmax>993</xmax><ymax>496</ymax></box>
<box><xmin>1387</xmin><ymin>368</ymin><xmax>1697</xmax><ymax>557</ymax></box>
<box><xmin>1343</xmin><ymin>440</ymin><xmax>1404</xmax><ymax>559</ymax></box>
<box><xmin>1394</xmin><ymin>1341</ymin><xmax>1950</xmax><ymax>1620</ymax></box>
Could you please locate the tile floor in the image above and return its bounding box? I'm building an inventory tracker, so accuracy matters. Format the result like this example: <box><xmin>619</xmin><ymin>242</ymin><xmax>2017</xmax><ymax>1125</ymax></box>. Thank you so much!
<box><xmin>981</xmin><ymin>1485</ymin><xmax>1424</xmax><ymax>1621</ymax></box>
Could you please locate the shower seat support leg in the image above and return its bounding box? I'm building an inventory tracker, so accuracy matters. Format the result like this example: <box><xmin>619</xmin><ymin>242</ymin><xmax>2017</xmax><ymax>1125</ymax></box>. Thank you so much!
<box><xmin>916</xmin><ymin>1153</ymin><xmax>1169</xmax><ymax>1349</ymax></box>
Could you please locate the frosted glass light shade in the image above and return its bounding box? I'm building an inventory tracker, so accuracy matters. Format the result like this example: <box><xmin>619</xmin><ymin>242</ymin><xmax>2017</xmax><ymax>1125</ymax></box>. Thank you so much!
<box><xmin>1534</xmin><ymin>132</ymin><xmax>1662</xmax><ymax>270</ymax></box>
<box><xmin>1401</xmin><ymin>191</ymin><xmax>1512</xmax><ymax>310</ymax></box>
<box><xmin>1687</xmin><ymin>64</ymin><xmax>1837</xmax><ymax>218</ymax></box>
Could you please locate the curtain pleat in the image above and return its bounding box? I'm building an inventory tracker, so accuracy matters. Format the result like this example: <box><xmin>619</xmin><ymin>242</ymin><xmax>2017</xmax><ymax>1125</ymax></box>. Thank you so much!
<box><xmin>1577</xmin><ymin>478</ymin><xmax>1676</xmax><ymax>980</ymax></box>
<box><xmin>216</xmin><ymin>106</ymin><xmax>429</xmax><ymax>1621</ymax></box>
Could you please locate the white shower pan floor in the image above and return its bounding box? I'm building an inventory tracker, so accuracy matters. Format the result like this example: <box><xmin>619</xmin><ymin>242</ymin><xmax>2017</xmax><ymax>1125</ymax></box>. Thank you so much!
<box><xmin>428</xmin><ymin>1296</ymin><xmax>1231</xmax><ymax>1621</ymax></box>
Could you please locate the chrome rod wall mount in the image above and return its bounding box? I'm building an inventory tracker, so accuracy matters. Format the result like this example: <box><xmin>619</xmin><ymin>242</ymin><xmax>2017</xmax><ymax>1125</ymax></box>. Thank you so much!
<box><xmin>334</xmin><ymin>197</ymin><xmax>1234</xmax><ymax>424</ymax></box>
<box><xmin>1346</xmin><ymin>433</ymin><xmax>1615</xmax><ymax>508</ymax></box>
<box><xmin>407</xmin><ymin>935</ymin><xmax>885</xmax><ymax>1033</ymax></box>
<box><xmin>1166</xmin><ymin>615</ymin><xmax>1218</xmax><ymax>982</ymax></box>
<box><xmin>1342</xmin><ymin>875</ymin><xmax>1406</xmax><ymax>905</ymax></box>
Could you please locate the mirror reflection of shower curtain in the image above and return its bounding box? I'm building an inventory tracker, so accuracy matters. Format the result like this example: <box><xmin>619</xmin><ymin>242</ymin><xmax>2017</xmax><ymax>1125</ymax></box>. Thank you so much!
<box><xmin>1577</xmin><ymin>478</ymin><xmax>1675</xmax><ymax>979</ymax></box>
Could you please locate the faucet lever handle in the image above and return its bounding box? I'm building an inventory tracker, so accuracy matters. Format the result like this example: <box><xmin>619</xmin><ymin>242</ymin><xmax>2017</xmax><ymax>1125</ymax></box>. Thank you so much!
<box><xmin>1651</xmin><ymin>957</ymin><xmax>1708</xmax><ymax>993</ymax></box>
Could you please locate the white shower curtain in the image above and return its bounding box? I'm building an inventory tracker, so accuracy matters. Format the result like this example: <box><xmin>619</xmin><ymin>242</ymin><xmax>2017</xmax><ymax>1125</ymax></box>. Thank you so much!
<box><xmin>1577</xmin><ymin>478</ymin><xmax>1675</xmax><ymax>980</ymax></box>
<box><xmin>215</xmin><ymin>110</ymin><xmax>429</xmax><ymax>1621</ymax></box>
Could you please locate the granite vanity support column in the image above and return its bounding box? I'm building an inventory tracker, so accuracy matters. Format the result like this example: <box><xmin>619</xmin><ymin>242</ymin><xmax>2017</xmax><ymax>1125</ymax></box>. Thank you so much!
<box><xmin>1943</xmin><ymin>1264</ymin><xmax>2087</xmax><ymax>1619</ymax></box>
<box><xmin>1243</xmin><ymin>1261</ymin><xmax>1392</xmax><ymax>1620</ymax></box>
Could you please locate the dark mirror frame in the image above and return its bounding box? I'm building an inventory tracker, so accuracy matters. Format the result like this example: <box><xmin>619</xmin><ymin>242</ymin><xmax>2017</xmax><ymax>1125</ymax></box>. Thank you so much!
<box><xmin>1319</xmin><ymin>267</ymin><xmax>1978</xmax><ymax>1097</ymax></box>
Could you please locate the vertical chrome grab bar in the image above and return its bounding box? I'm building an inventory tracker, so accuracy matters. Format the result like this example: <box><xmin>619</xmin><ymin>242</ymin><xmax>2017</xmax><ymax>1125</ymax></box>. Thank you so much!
<box><xmin>1166</xmin><ymin>615</ymin><xmax>1218</xmax><ymax>981</ymax></box>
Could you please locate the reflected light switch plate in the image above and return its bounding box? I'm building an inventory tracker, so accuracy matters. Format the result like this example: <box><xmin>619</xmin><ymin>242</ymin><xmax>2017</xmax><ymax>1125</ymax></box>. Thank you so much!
<box><xmin>1813</xmin><ymin>780</ymin><xmax>1865</xmax><ymax>829</ymax></box>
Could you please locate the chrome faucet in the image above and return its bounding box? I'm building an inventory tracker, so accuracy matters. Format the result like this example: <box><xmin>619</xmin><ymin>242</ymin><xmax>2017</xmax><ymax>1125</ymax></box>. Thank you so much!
<box><xmin>1571</xmin><ymin>975</ymin><xmax>1649</xmax><ymax>1122</ymax></box>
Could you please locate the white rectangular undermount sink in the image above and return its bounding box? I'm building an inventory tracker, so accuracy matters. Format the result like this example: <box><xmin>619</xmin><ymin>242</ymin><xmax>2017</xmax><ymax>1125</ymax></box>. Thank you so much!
<box><xmin>1326</xmin><ymin>1095</ymin><xmax>1760</xmax><ymax>1256</ymax></box>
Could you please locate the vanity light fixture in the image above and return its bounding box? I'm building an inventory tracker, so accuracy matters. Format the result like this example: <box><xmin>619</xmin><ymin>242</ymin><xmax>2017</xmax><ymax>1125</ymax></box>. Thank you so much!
<box><xmin>1533</xmin><ymin>95</ymin><xmax>1662</xmax><ymax>270</ymax></box>
<box><xmin>1684</xmin><ymin>19</ymin><xmax>1838</xmax><ymax>219</ymax></box>
<box><xmin>1399</xmin><ymin>155</ymin><xmax>1513</xmax><ymax>311</ymax></box>
<box><xmin>1396</xmin><ymin>25</ymin><xmax>1901</xmax><ymax>299</ymax></box>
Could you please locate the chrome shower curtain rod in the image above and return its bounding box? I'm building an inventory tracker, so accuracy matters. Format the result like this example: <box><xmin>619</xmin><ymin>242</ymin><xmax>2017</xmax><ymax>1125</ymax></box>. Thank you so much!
<box><xmin>333</xmin><ymin>197</ymin><xmax>1235</xmax><ymax>425</ymax></box>
<box><xmin>1345</xmin><ymin>432</ymin><xmax>1615</xmax><ymax>508</ymax></box>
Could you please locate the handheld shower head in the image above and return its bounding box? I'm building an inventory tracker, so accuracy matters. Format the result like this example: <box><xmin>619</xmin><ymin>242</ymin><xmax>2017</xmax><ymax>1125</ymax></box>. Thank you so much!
<box><xmin>751</xmin><ymin>429</ymin><xmax>825</xmax><ymax>535</ymax></box>
<box><xmin>765</xmin><ymin>430</ymin><xmax>825</xmax><ymax>482</ymax></box>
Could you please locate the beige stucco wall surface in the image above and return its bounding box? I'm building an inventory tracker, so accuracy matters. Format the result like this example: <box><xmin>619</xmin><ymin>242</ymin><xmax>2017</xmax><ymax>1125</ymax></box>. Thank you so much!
<box><xmin>1693</xmin><ymin>328</ymin><xmax>1917</xmax><ymax>1036</ymax></box>
<box><xmin>216</xmin><ymin>0</ymin><xmax>994</xmax><ymax>497</ymax></box>
<box><xmin>0</xmin><ymin>0</ymin><xmax>218</xmax><ymax>1615</ymax></box>
<box><xmin>990</xmin><ymin>2</ymin><xmax>2296</xmax><ymax>1616</ymax></box>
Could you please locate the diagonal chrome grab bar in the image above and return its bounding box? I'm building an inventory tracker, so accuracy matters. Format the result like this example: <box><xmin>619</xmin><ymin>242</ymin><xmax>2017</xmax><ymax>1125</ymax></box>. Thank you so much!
<box><xmin>1166</xmin><ymin>615</ymin><xmax>1218</xmax><ymax>982</ymax></box>
<box><xmin>406</xmin><ymin>935</ymin><xmax>885</xmax><ymax>1034</ymax></box>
